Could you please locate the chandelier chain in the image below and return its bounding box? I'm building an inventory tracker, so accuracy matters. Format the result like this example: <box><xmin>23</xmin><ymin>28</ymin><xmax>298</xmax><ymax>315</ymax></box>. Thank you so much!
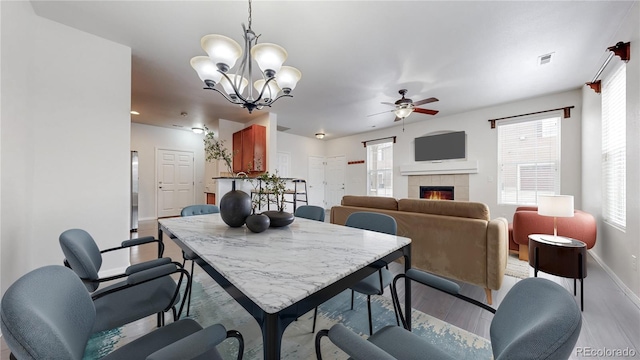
<box><xmin>247</xmin><ymin>0</ymin><xmax>252</xmax><ymax>30</ymax></box>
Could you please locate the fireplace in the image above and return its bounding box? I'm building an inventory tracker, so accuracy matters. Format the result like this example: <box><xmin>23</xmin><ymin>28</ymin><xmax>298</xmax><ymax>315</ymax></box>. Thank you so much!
<box><xmin>420</xmin><ymin>186</ymin><xmax>454</xmax><ymax>200</ymax></box>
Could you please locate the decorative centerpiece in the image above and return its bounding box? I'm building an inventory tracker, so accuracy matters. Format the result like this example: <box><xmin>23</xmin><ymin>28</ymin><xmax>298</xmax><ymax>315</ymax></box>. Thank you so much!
<box><xmin>204</xmin><ymin>127</ymin><xmax>251</xmax><ymax>227</ymax></box>
<box><xmin>258</xmin><ymin>171</ymin><xmax>295</xmax><ymax>227</ymax></box>
<box><xmin>245</xmin><ymin>178</ymin><xmax>271</xmax><ymax>233</ymax></box>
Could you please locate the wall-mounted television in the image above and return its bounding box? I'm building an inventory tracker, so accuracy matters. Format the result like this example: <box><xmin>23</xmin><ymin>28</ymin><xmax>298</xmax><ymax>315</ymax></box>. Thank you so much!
<box><xmin>415</xmin><ymin>131</ymin><xmax>466</xmax><ymax>161</ymax></box>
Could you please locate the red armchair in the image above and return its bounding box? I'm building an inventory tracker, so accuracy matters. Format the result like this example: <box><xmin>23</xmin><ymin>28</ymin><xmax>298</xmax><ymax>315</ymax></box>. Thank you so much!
<box><xmin>509</xmin><ymin>206</ymin><xmax>596</xmax><ymax>261</ymax></box>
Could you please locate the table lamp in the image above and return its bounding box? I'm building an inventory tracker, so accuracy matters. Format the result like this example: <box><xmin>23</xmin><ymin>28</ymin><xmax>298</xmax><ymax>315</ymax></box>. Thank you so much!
<box><xmin>538</xmin><ymin>195</ymin><xmax>574</xmax><ymax>243</ymax></box>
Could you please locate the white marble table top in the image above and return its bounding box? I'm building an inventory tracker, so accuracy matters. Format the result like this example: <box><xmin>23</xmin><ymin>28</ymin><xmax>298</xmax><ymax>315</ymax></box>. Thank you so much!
<box><xmin>159</xmin><ymin>214</ymin><xmax>411</xmax><ymax>314</ymax></box>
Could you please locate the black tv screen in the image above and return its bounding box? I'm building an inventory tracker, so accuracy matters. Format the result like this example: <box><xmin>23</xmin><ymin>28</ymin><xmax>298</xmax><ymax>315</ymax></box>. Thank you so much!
<box><xmin>415</xmin><ymin>131</ymin><xmax>466</xmax><ymax>161</ymax></box>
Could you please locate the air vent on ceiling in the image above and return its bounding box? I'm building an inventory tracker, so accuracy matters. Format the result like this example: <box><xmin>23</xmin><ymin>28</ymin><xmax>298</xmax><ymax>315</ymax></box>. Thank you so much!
<box><xmin>277</xmin><ymin>126</ymin><xmax>291</xmax><ymax>132</ymax></box>
<box><xmin>538</xmin><ymin>52</ymin><xmax>554</xmax><ymax>65</ymax></box>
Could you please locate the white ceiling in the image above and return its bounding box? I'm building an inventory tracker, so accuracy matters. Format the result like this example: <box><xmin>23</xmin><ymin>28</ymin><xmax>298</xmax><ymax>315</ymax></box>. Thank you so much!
<box><xmin>30</xmin><ymin>1</ymin><xmax>635</xmax><ymax>139</ymax></box>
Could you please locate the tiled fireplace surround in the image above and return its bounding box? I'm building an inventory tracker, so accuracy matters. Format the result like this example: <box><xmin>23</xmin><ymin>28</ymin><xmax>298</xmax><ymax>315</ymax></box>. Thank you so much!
<box><xmin>408</xmin><ymin>174</ymin><xmax>470</xmax><ymax>201</ymax></box>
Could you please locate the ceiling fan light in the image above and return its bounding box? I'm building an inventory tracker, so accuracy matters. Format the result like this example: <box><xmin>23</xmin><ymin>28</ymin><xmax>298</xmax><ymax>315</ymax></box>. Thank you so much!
<box><xmin>201</xmin><ymin>34</ymin><xmax>243</xmax><ymax>72</ymax></box>
<box><xmin>395</xmin><ymin>107</ymin><xmax>413</xmax><ymax>119</ymax></box>
<box><xmin>220</xmin><ymin>75</ymin><xmax>248</xmax><ymax>98</ymax></box>
<box><xmin>250</xmin><ymin>43</ymin><xmax>288</xmax><ymax>77</ymax></box>
<box><xmin>276</xmin><ymin>66</ymin><xmax>302</xmax><ymax>93</ymax></box>
<box><xmin>254</xmin><ymin>79</ymin><xmax>281</xmax><ymax>102</ymax></box>
<box><xmin>190</xmin><ymin>56</ymin><xmax>223</xmax><ymax>85</ymax></box>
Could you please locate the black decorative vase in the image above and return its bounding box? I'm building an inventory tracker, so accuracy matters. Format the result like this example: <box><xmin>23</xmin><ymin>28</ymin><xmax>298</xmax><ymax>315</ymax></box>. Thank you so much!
<box><xmin>263</xmin><ymin>210</ymin><xmax>295</xmax><ymax>227</ymax></box>
<box><xmin>220</xmin><ymin>180</ymin><xmax>251</xmax><ymax>227</ymax></box>
<box><xmin>245</xmin><ymin>213</ymin><xmax>271</xmax><ymax>233</ymax></box>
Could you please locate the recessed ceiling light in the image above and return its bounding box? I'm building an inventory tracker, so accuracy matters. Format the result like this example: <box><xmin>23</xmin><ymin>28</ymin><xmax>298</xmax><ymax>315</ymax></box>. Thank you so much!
<box><xmin>130</xmin><ymin>111</ymin><xmax>140</xmax><ymax>115</ymax></box>
<box><xmin>315</xmin><ymin>133</ymin><xmax>325</xmax><ymax>139</ymax></box>
<box><xmin>192</xmin><ymin>127</ymin><xmax>204</xmax><ymax>134</ymax></box>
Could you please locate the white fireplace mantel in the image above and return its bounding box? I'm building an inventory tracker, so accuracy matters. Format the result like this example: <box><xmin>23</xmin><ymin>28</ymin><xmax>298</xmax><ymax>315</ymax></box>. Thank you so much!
<box><xmin>400</xmin><ymin>160</ymin><xmax>479</xmax><ymax>176</ymax></box>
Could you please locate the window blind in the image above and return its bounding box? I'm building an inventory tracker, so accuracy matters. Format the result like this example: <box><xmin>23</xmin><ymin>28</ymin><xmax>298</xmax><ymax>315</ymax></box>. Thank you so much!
<box><xmin>602</xmin><ymin>64</ymin><xmax>626</xmax><ymax>229</ymax></box>
<box><xmin>497</xmin><ymin>115</ymin><xmax>561</xmax><ymax>205</ymax></box>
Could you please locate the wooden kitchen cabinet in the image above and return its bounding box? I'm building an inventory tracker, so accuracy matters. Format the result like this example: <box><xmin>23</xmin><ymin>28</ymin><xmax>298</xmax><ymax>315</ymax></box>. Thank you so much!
<box><xmin>232</xmin><ymin>124</ymin><xmax>266</xmax><ymax>173</ymax></box>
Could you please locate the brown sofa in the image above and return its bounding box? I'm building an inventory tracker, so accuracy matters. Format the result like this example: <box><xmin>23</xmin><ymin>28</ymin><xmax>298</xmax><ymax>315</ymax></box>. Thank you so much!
<box><xmin>331</xmin><ymin>196</ymin><xmax>509</xmax><ymax>304</ymax></box>
<box><xmin>509</xmin><ymin>206</ymin><xmax>597</xmax><ymax>261</ymax></box>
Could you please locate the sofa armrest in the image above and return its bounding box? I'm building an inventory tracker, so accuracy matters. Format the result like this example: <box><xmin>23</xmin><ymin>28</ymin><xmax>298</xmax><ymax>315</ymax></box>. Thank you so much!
<box><xmin>486</xmin><ymin>217</ymin><xmax>508</xmax><ymax>291</ymax></box>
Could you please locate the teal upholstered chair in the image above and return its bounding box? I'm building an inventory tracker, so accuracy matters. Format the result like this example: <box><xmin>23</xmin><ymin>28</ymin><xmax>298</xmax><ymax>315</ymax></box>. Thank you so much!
<box><xmin>316</xmin><ymin>274</ymin><xmax>582</xmax><ymax>360</ymax></box>
<box><xmin>59</xmin><ymin>229</ymin><xmax>186</xmax><ymax>333</ymax></box>
<box><xmin>180</xmin><ymin>204</ymin><xmax>220</xmax><ymax>315</ymax></box>
<box><xmin>294</xmin><ymin>205</ymin><xmax>325</xmax><ymax>222</ymax></box>
<box><xmin>313</xmin><ymin>211</ymin><xmax>399</xmax><ymax>335</ymax></box>
<box><xmin>1</xmin><ymin>265</ymin><xmax>244</xmax><ymax>360</ymax></box>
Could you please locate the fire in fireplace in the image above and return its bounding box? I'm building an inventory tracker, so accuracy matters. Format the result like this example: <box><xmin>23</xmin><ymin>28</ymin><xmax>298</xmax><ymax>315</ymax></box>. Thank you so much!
<box><xmin>420</xmin><ymin>186</ymin><xmax>454</xmax><ymax>200</ymax></box>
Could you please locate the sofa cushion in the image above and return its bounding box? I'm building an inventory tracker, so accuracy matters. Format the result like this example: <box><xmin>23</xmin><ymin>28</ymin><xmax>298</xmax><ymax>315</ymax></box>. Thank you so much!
<box><xmin>397</xmin><ymin>199</ymin><xmax>490</xmax><ymax>221</ymax></box>
<box><xmin>341</xmin><ymin>195</ymin><xmax>398</xmax><ymax>211</ymax></box>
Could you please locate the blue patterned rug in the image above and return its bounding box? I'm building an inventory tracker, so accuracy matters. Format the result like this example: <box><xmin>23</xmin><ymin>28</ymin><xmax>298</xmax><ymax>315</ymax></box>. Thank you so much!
<box><xmin>85</xmin><ymin>271</ymin><xmax>491</xmax><ymax>359</ymax></box>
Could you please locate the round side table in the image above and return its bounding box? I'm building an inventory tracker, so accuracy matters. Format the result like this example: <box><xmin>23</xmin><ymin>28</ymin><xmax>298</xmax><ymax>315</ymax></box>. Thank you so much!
<box><xmin>528</xmin><ymin>234</ymin><xmax>587</xmax><ymax>311</ymax></box>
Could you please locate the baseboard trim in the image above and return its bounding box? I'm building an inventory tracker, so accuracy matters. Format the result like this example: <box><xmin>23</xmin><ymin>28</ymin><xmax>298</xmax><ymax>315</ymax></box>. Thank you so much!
<box><xmin>139</xmin><ymin>216</ymin><xmax>156</xmax><ymax>222</ymax></box>
<box><xmin>589</xmin><ymin>250</ymin><xmax>640</xmax><ymax>310</ymax></box>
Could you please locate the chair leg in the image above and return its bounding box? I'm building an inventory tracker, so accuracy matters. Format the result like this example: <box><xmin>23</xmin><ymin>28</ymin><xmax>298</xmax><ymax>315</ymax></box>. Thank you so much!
<box><xmin>390</xmin><ymin>290</ymin><xmax>400</xmax><ymax>326</ymax></box>
<box><xmin>157</xmin><ymin>312</ymin><xmax>162</xmax><ymax>327</ymax></box>
<box><xmin>350</xmin><ymin>289</ymin><xmax>355</xmax><ymax>310</ymax></box>
<box><xmin>367</xmin><ymin>295</ymin><xmax>373</xmax><ymax>335</ymax></box>
<box><xmin>312</xmin><ymin>307</ymin><xmax>318</xmax><ymax>333</ymax></box>
<box><xmin>186</xmin><ymin>260</ymin><xmax>195</xmax><ymax>316</ymax></box>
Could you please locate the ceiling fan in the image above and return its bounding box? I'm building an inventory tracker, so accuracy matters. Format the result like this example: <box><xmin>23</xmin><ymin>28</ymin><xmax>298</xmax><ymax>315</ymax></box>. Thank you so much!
<box><xmin>370</xmin><ymin>89</ymin><xmax>440</xmax><ymax>122</ymax></box>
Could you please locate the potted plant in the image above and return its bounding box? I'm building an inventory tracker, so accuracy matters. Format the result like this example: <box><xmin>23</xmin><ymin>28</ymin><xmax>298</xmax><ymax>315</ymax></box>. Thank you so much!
<box><xmin>203</xmin><ymin>126</ymin><xmax>251</xmax><ymax>227</ymax></box>
<box><xmin>245</xmin><ymin>175</ymin><xmax>271</xmax><ymax>233</ymax></box>
<box><xmin>259</xmin><ymin>171</ymin><xmax>295</xmax><ymax>227</ymax></box>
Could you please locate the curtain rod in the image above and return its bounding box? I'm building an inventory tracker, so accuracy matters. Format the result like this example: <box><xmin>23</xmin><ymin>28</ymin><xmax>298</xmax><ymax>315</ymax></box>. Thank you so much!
<box><xmin>362</xmin><ymin>136</ymin><xmax>396</xmax><ymax>147</ymax></box>
<box><xmin>488</xmin><ymin>106</ymin><xmax>574</xmax><ymax>129</ymax></box>
<box><xmin>586</xmin><ymin>41</ymin><xmax>631</xmax><ymax>93</ymax></box>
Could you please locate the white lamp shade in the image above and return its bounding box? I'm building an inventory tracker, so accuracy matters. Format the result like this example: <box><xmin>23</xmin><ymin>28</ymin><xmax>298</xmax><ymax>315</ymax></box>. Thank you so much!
<box><xmin>254</xmin><ymin>79</ymin><xmax>281</xmax><ymax>100</ymax></box>
<box><xmin>250</xmin><ymin>43</ymin><xmax>287</xmax><ymax>76</ymax></box>
<box><xmin>220</xmin><ymin>75</ymin><xmax>248</xmax><ymax>96</ymax></box>
<box><xmin>276</xmin><ymin>66</ymin><xmax>302</xmax><ymax>92</ymax></box>
<box><xmin>538</xmin><ymin>195</ymin><xmax>574</xmax><ymax>217</ymax></box>
<box><xmin>201</xmin><ymin>34</ymin><xmax>242</xmax><ymax>71</ymax></box>
<box><xmin>395</xmin><ymin>107</ymin><xmax>414</xmax><ymax>119</ymax></box>
<box><xmin>190</xmin><ymin>56</ymin><xmax>223</xmax><ymax>84</ymax></box>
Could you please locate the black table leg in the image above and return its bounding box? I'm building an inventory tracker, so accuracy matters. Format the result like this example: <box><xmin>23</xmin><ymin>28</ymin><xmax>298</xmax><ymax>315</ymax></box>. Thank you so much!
<box><xmin>534</xmin><ymin>247</ymin><xmax>539</xmax><ymax>277</ymax></box>
<box><xmin>263</xmin><ymin>313</ymin><xmax>285</xmax><ymax>360</ymax></box>
<box><xmin>579</xmin><ymin>253</ymin><xmax>584</xmax><ymax>311</ymax></box>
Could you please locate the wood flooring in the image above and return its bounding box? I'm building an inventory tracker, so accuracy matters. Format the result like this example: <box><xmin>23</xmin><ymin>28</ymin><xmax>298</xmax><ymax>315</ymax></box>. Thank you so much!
<box><xmin>2</xmin><ymin>218</ymin><xmax>639</xmax><ymax>359</ymax></box>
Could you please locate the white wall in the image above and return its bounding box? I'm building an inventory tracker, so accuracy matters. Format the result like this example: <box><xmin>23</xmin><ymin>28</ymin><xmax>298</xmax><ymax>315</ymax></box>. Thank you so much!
<box><xmin>131</xmin><ymin>123</ymin><xmax>207</xmax><ymax>220</ymax></box>
<box><xmin>325</xmin><ymin>89</ymin><xmax>583</xmax><ymax>220</ymax></box>
<box><xmin>1</xmin><ymin>1</ymin><xmax>132</xmax><ymax>294</ymax></box>
<box><xmin>277</xmin><ymin>131</ymin><xmax>326</xmax><ymax>179</ymax></box>
<box><xmin>582</xmin><ymin>2</ymin><xmax>640</xmax><ymax>299</ymax></box>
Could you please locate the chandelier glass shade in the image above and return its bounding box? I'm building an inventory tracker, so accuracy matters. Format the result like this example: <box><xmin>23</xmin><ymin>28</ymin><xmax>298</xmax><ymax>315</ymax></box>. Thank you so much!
<box><xmin>190</xmin><ymin>1</ymin><xmax>301</xmax><ymax>113</ymax></box>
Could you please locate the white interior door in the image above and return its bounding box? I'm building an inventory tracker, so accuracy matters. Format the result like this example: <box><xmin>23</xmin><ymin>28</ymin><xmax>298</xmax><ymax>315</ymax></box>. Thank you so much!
<box><xmin>308</xmin><ymin>156</ymin><xmax>326</xmax><ymax>208</ymax></box>
<box><xmin>157</xmin><ymin>149</ymin><xmax>194</xmax><ymax>218</ymax></box>
<box><xmin>325</xmin><ymin>155</ymin><xmax>346</xmax><ymax>209</ymax></box>
<box><xmin>277</xmin><ymin>151</ymin><xmax>291</xmax><ymax>177</ymax></box>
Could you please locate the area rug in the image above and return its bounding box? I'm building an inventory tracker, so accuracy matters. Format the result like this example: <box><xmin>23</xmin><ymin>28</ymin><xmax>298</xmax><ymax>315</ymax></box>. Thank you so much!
<box><xmin>505</xmin><ymin>253</ymin><xmax>531</xmax><ymax>279</ymax></box>
<box><xmin>85</xmin><ymin>272</ymin><xmax>492</xmax><ymax>359</ymax></box>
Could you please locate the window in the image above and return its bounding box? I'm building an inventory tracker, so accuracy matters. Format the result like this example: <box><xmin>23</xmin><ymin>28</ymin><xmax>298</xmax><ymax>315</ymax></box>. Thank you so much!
<box><xmin>602</xmin><ymin>64</ymin><xmax>626</xmax><ymax>229</ymax></box>
<box><xmin>497</xmin><ymin>116</ymin><xmax>561</xmax><ymax>205</ymax></box>
<box><xmin>367</xmin><ymin>140</ymin><xmax>393</xmax><ymax>196</ymax></box>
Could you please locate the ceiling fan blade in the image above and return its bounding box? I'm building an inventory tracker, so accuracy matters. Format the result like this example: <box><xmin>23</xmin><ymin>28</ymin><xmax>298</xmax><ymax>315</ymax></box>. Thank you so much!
<box><xmin>381</xmin><ymin>102</ymin><xmax>396</xmax><ymax>106</ymax></box>
<box><xmin>367</xmin><ymin>109</ymin><xmax>394</xmax><ymax>117</ymax></box>
<box><xmin>394</xmin><ymin>116</ymin><xmax>402</xmax><ymax>122</ymax></box>
<box><xmin>413</xmin><ymin>97</ymin><xmax>439</xmax><ymax>106</ymax></box>
<box><xmin>414</xmin><ymin>107</ymin><xmax>439</xmax><ymax>115</ymax></box>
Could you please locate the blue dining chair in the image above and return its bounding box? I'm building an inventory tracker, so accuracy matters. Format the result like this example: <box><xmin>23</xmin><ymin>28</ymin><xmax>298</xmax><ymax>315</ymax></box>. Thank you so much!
<box><xmin>180</xmin><ymin>204</ymin><xmax>220</xmax><ymax>315</ymax></box>
<box><xmin>59</xmin><ymin>228</ymin><xmax>187</xmax><ymax>333</ymax></box>
<box><xmin>316</xmin><ymin>274</ymin><xmax>582</xmax><ymax>360</ymax></box>
<box><xmin>1</xmin><ymin>265</ymin><xmax>244</xmax><ymax>360</ymax></box>
<box><xmin>312</xmin><ymin>211</ymin><xmax>399</xmax><ymax>335</ymax></box>
<box><xmin>294</xmin><ymin>205</ymin><xmax>325</xmax><ymax>222</ymax></box>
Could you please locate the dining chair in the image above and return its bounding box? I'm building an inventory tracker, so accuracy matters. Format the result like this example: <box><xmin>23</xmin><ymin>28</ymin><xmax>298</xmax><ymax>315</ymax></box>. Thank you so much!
<box><xmin>1</xmin><ymin>265</ymin><xmax>244</xmax><ymax>360</ymax></box>
<box><xmin>294</xmin><ymin>204</ymin><xmax>325</xmax><ymax>222</ymax></box>
<box><xmin>312</xmin><ymin>211</ymin><xmax>399</xmax><ymax>335</ymax></box>
<box><xmin>316</xmin><ymin>272</ymin><xmax>582</xmax><ymax>360</ymax></box>
<box><xmin>180</xmin><ymin>204</ymin><xmax>220</xmax><ymax>315</ymax></box>
<box><xmin>59</xmin><ymin>228</ymin><xmax>187</xmax><ymax>333</ymax></box>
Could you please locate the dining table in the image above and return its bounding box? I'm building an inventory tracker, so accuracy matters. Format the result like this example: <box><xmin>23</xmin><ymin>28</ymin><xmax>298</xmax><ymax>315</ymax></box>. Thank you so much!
<box><xmin>158</xmin><ymin>213</ymin><xmax>412</xmax><ymax>360</ymax></box>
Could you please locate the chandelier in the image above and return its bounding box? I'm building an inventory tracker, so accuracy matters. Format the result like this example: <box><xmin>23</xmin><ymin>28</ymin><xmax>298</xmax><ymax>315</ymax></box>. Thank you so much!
<box><xmin>190</xmin><ymin>0</ymin><xmax>301</xmax><ymax>113</ymax></box>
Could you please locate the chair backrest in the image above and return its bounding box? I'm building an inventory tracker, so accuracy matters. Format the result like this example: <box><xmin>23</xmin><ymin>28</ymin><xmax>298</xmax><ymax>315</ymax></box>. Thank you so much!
<box><xmin>59</xmin><ymin>229</ymin><xmax>103</xmax><ymax>292</ymax></box>
<box><xmin>294</xmin><ymin>205</ymin><xmax>325</xmax><ymax>222</ymax></box>
<box><xmin>345</xmin><ymin>211</ymin><xmax>397</xmax><ymax>235</ymax></box>
<box><xmin>181</xmin><ymin>204</ymin><xmax>220</xmax><ymax>217</ymax></box>
<box><xmin>490</xmin><ymin>277</ymin><xmax>582</xmax><ymax>359</ymax></box>
<box><xmin>1</xmin><ymin>265</ymin><xmax>95</xmax><ymax>360</ymax></box>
